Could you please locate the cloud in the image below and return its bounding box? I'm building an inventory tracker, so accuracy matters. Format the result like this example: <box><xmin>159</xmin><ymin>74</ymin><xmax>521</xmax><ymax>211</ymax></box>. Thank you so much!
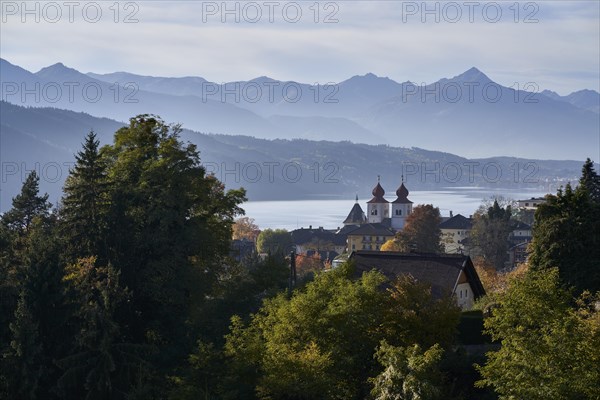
<box><xmin>1</xmin><ymin>1</ymin><xmax>598</xmax><ymax>94</ymax></box>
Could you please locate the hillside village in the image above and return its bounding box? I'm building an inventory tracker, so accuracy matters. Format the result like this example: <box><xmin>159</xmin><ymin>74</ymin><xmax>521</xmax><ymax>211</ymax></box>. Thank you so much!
<box><xmin>232</xmin><ymin>177</ymin><xmax>544</xmax><ymax>310</ymax></box>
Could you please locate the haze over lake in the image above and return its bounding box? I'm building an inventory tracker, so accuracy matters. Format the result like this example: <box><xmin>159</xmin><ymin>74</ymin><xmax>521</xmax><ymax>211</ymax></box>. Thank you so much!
<box><xmin>243</xmin><ymin>188</ymin><xmax>550</xmax><ymax>230</ymax></box>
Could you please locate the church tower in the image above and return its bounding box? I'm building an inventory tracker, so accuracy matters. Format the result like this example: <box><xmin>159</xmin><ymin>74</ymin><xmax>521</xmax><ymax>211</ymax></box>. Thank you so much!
<box><xmin>391</xmin><ymin>176</ymin><xmax>413</xmax><ymax>230</ymax></box>
<box><xmin>367</xmin><ymin>176</ymin><xmax>389</xmax><ymax>223</ymax></box>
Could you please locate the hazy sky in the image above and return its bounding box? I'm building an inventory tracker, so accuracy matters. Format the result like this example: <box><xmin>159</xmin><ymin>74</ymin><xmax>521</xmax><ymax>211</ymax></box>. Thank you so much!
<box><xmin>1</xmin><ymin>1</ymin><xmax>599</xmax><ymax>94</ymax></box>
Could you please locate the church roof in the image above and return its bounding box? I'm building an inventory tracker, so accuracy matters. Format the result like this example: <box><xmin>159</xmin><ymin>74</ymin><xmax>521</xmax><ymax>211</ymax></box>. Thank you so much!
<box><xmin>392</xmin><ymin>182</ymin><xmax>413</xmax><ymax>204</ymax></box>
<box><xmin>343</xmin><ymin>201</ymin><xmax>367</xmax><ymax>225</ymax></box>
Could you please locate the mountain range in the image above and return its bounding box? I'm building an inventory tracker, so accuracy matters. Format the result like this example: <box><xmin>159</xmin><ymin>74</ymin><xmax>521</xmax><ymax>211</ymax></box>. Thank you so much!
<box><xmin>1</xmin><ymin>59</ymin><xmax>598</xmax><ymax>160</ymax></box>
<box><xmin>0</xmin><ymin>101</ymin><xmax>585</xmax><ymax>213</ymax></box>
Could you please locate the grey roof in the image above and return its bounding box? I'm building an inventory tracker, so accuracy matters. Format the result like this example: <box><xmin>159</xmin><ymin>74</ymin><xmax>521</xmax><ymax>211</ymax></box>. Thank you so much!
<box><xmin>349</xmin><ymin>251</ymin><xmax>486</xmax><ymax>299</ymax></box>
<box><xmin>439</xmin><ymin>214</ymin><xmax>473</xmax><ymax>230</ymax></box>
<box><xmin>346</xmin><ymin>223</ymin><xmax>396</xmax><ymax>237</ymax></box>
<box><xmin>291</xmin><ymin>227</ymin><xmax>337</xmax><ymax>245</ymax></box>
<box><xmin>343</xmin><ymin>202</ymin><xmax>368</xmax><ymax>225</ymax></box>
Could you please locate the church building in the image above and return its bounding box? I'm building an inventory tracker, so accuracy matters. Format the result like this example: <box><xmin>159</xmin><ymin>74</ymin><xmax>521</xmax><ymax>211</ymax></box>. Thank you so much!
<box><xmin>340</xmin><ymin>176</ymin><xmax>413</xmax><ymax>252</ymax></box>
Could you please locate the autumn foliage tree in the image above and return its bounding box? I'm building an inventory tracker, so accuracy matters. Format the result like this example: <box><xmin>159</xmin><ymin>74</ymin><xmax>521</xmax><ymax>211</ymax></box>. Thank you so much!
<box><xmin>232</xmin><ymin>217</ymin><xmax>259</xmax><ymax>241</ymax></box>
<box><xmin>385</xmin><ymin>204</ymin><xmax>443</xmax><ymax>253</ymax></box>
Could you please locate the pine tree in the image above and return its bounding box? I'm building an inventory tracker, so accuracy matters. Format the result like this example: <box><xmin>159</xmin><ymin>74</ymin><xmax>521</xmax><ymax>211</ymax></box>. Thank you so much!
<box><xmin>1</xmin><ymin>172</ymin><xmax>65</xmax><ymax>399</ymax></box>
<box><xmin>580</xmin><ymin>158</ymin><xmax>600</xmax><ymax>203</ymax></box>
<box><xmin>529</xmin><ymin>180</ymin><xmax>600</xmax><ymax>293</ymax></box>
<box><xmin>61</xmin><ymin>132</ymin><xmax>110</xmax><ymax>263</ymax></box>
<box><xmin>2</xmin><ymin>171</ymin><xmax>50</xmax><ymax>234</ymax></box>
<box><xmin>56</xmin><ymin>257</ymin><xmax>147</xmax><ymax>400</ymax></box>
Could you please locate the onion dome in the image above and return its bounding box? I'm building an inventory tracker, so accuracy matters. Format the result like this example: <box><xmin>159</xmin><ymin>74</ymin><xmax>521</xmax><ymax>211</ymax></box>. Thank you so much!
<box><xmin>392</xmin><ymin>181</ymin><xmax>413</xmax><ymax>204</ymax></box>
<box><xmin>367</xmin><ymin>176</ymin><xmax>389</xmax><ymax>204</ymax></box>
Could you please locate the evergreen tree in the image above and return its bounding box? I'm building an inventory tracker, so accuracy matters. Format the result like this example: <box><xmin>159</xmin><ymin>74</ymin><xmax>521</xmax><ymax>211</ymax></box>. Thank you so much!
<box><xmin>580</xmin><ymin>158</ymin><xmax>600</xmax><ymax>203</ymax></box>
<box><xmin>528</xmin><ymin>181</ymin><xmax>600</xmax><ymax>293</ymax></box>
<box><xmin>1</xmin><ymin>174</ymin><xmax>63</xmax><ymax>399</ymax></box>
<box><xmin>56</xmin><ymin>257</ymin><xmax>147</xmax><ymax>400</ymax></box>
<box><xmin>6</xmin><ymin>288</ymin><xmax>43</xmax><ymax>399</ymax></box>
<box><xmin>60</xmin><ymin>132</ymin><xmax>110</xmax><ymax>263</ymax></box>
<box><xmin>2</xmin><ymin>171</ymin><xmax>50</xmax><ymax>234</ymax></box>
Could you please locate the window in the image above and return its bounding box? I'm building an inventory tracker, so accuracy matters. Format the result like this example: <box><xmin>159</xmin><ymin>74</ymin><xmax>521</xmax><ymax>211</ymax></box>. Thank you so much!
<box><xmin>372</xmin><ymin>209</ymin><xmax>378</xmax><ymax>215</ymax></box>
<box><xmin>395</xmin><ymin>209</ymin><xmax>402</xmax><ymax>216</ymax></box>
<box><xmin>351</xmin><ymin>244</ymin><xmax>355</xmax><ymax>250</ymax></box>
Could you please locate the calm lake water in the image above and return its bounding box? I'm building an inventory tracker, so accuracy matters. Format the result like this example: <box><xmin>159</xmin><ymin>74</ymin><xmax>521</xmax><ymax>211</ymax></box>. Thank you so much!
<box><xmin>242</xmin><ymin>188</ymin><xmax>549</xmax><ymax>230</ymax></box>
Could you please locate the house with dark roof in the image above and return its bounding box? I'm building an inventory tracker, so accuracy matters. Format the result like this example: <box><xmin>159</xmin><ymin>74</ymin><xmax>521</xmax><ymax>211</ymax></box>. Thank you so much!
<box><xmin>439</xmin><ymin>213</ymin><xmax>473</xmax><ymax>254</ymax></box>
<box><xmin>517</xmin><ymin>197</ymin><xmax>546</xmax><ymax>210</ymax></box>
<box><xmin>349</xmin><ymin>251</ymin><xmax>486</xmax><ymax>310</ymax></box>
<box><xmin>346</xmin><ymin>224</ymin><xmax>396</xmax><ymax>252</ymax></box>
<box><xmin>291</xmin><ymin>226</ymin><xmax>346</xmax><ymax>255</ymax></box>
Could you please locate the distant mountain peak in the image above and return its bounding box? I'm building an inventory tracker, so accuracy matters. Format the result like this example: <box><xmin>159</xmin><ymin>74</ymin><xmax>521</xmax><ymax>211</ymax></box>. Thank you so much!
<box><xmin>36</xmin><ymin>62</ymin><xmax>80</xmax><ymax>75</ymax></box>
<box><xmin>451</xmin><ymin>67</ymin><xmax>493</xmax><ymax>84</ymax></box>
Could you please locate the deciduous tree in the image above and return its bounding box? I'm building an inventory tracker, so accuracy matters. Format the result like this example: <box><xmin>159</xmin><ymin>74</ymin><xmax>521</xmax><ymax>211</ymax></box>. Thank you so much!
<box><xmin>393</xmin><ymin>204</ymin><xmax>443</xmax><ymax>253</ymax></box>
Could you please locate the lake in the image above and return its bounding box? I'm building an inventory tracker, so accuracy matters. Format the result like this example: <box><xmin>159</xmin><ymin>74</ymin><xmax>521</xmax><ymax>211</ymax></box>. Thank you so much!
<box><xmin>241</xmin><ymin>188</ymin><xmax>549</xmax><ymax>230</ymax></box>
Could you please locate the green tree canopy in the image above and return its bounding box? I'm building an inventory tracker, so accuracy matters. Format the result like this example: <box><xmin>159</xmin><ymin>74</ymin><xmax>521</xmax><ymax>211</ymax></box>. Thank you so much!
<box><xmin>477</xmin><ymin>268</ymin><xmax>600</xmax><ymax>400</ymax></box>
<box><xmin>528</xmin><ymin>160</ymin><xmax>600</xmax><ymax>293</ymax></box>
<box><xmin>223</xmin><ymin>263</ymin><xmax>460</xmax><ymax>399</ymax></box>
<box><xmin>469</xmin><ymin>199</ymin><xmax>513</xmax><ymax>270</ymax></box>
<box><xmin>256</xmin><ymin>228</ymin><xmax>293</xmax><ymax>254</ymax></box>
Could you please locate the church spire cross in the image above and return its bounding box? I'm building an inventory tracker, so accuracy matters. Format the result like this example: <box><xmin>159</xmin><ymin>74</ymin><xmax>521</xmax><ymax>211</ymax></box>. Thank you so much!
<box><xmin>355</xmin><ymin>194</ymin><xmax>358</xmax><ymax>203</ymax></box>
<box><xmin>377</xmin><ymin>175</ymin><xmax>380</xmax><ymax>183</ymax></box>
<box><xmin>401</xmin><ymin>174</ymin><xmax>404</xmax><ymax>183</ymax></box>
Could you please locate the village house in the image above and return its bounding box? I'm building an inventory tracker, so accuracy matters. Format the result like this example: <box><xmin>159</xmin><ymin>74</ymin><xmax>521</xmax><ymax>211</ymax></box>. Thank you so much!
<box><xmin>349</xmin><ymin>250</ymin><xmax>486</xmax><ymax>310</ymax></box>
<box><xmin>517</xmin><ymin>197</ymin><xmax>546</xmax><ymax>210</ymax></box>
<box><xmin>439</xmin><ymin>213</ymin><xmax>473</xmax><ymax>254</ymax></box>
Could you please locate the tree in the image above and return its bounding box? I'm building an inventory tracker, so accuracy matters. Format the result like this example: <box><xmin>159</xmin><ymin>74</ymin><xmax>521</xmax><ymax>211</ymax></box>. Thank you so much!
<box><xmin>295</xmin><ymin>252</ymin><xmax>323</xmax><ymax>277</ymax></box>
<box><xmin>469</xmin><ymin>200</ymin><xmax>513</xmax><ymax>270</ymax></box>
<box><xmin>386</xmin><ymin>275</ymin><xmax>461</xmax><ymax>350</ymax></box>
<box><xmin>60</xmin><ymin>131</ymin><xmax>110</xmax><ymax>263</ymax></box>
<box><xmin>2</xmin><ymin>171</ymin><xmax>50</xmax><ymax>234</ymax></box>
<box><xmin>580</xmin><ymin>157</ymin><xmax>600</xmax><ymax>203</ymax></box>
<box><xmin>223</xmin><ymin>263</ymin><xmax>461</xmax><ymax>399</ymax></box>
<box><xmin>528</xmin><ymin>165</ymin><xmax>600</xmax><ymax>293</ymax></box>
<box><xmin>56</xmin><ymin>257</ymin><xmax>147</xmax><ymax>400</ymax></box>
<box><xmin>380</xmin><ymin>239</ymin><xmax>402</xmax><ymax>252</ymax></box>
<box><xmin>102</xmin><ymin>115</ymin><xmax>246</xmax><ymax>373</ymax></box>
<box><xmin>394</xmin><ymin>205</ymin><xmax>442</xmax><ymax>253</ymax></box>
<box><xmin>476</xmin><ymin>268</ymin><xmax>600</xmax><ymax>399</ymax></box>
<box><xmin>1</xmin><ymin>175</ymin><xmax>63</xmax><ymax>399</ymax></box>
<box><xmin>370</xmin><ymin>341</ymin><xmax>444</xmax><ymax>400</ymax></box>
<box><xmin>256</xmin><ymin>228</ymin><xmax>292</xmax><ymax>254</ymax></box>
<box><xmin>232</xmin><ymin>217</ymin><xmax>259</xmax><ymax>241</ymax></box>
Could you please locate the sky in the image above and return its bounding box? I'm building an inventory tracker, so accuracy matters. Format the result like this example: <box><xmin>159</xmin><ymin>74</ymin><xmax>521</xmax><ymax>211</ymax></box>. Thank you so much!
<box><xmin>1</xmin><ymin>1</ymin><xmax>599</xmax><ymax>95</ymax></box>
